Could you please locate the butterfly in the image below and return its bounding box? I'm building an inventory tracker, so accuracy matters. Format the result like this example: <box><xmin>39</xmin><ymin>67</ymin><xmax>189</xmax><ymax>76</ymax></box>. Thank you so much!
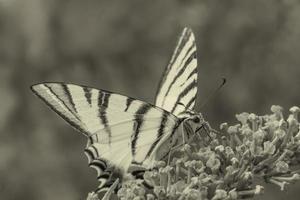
<box><xmin>31</xmin><ymin>27</ymin><xmax>205</xmax><ymax>193</ymax></box>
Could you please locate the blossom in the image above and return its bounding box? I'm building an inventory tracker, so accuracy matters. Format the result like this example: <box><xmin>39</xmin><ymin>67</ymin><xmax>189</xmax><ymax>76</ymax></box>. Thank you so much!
<box><xmin>86</xmin><ymin>105</ymin><xmax>300</xmax><ymax>200</ymax></box>
<box><xmin>87</xmin><ymin>192</ymin><xmax>100</xmax><ymax>200</ymax></box>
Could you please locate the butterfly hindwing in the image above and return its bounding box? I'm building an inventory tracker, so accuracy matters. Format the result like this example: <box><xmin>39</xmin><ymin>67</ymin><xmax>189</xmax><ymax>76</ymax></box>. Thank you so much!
<box><xmin>155</xmin><ymin>27</ymin><xmax>198</xmax><ymax>118</ymax></box>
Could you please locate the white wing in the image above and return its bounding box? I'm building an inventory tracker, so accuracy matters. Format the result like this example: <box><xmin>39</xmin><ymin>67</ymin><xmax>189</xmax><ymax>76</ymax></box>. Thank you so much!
<box><xmin>31</xmin><ymin>83</ymin><xmax>179</xmax><ymax>184</ymax></box>
<box><xmin>155</xmin><ymin>27</ymin><xmax>198</xmax><ymax>118</ymax></box>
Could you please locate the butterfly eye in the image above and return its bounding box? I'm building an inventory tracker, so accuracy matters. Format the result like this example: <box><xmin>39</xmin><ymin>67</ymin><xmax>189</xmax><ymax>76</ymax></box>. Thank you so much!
<box><xmin>193</xmin><ymin>116</ymin><xmax>200</xmax><ymax>123</ymax></box>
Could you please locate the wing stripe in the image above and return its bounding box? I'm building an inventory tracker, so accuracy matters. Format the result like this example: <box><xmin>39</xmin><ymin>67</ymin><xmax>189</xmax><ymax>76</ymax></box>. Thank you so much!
<box><xmin>90</xmin><ymin>161</ymin><xmax>106</xmax><ymax>172</ymax></box>
<box><xmin>178</xmin><ymin>43</ymin><xmax>195</xmax><ymax>69</ymax></box>
<box><xmin>185</xmin><ymin>95</ymin><xmax>196</xmax><ymax>110</ymax></box>
<box><xmin>99</xmin><ymin>172</ymin><xmax>110</xmax><ymax>179</ymax></box>
<box><xmin>145</xmin><ymin>111</ymin><xmax>169</xmax><ymax>159</ymax></box>
<box><xmin>170</xmin><ymin>79</ymin><xmax>197</xmax><ymax>114</ymax></box>
<box><xmin>187</xmin><ymin>67</ymin><xmax>197</xmax><ymax>81</ymax></box>
<box><xmin>91</xmin><ymin>145</ymin><xmax>100</xmax><ymax>157</ymax></box>
<box><xmin>62</xmin><ymin>84</ymin><xmax>78</xmax><ymax>113</ymax></box>
<box><xmin>131</xmin><ymin>104</ymin><xmax>152</xmax><ymax>157</ymax></box>
<box><xmin>83</xmin><ymin>87</ymin><xmax>92</xmax><ymax>106</ymax></box>
<box><xmin>98</xmin><ymin>92</ymin><xmax>113</xmax><ymax>144</ymax></box>
<box><xmin>125</xmin><ymin>98</ymin><xmax>134</xmax><ymax>111</ymax></box>
<box><xmin>84</xmin><ymin>148</ymin><xmax>108</xmax><ymax>170</ymax></box>
<box><xmin>84</xmin><ymin>148</ymin><xmax>95</xmax><ymax>160</ymax></box>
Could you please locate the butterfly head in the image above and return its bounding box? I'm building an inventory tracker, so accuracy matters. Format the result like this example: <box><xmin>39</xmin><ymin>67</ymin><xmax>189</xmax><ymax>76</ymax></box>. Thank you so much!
<box><xmin>183</xmin><ymin>112</ymin><xmax>206</xmax><ymax>137</ymax></box>
<box><xmin>188</xmin><ymin>111</ymin><xmax>204</xmax><ymax>125</ymax></box>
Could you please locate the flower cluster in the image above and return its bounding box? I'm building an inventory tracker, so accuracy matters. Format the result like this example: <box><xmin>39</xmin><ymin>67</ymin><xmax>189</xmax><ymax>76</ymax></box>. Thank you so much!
<box><xmin>87</xmin><ymin>105</ymin><xmax>300</xmax><ymax>200</ymax></box>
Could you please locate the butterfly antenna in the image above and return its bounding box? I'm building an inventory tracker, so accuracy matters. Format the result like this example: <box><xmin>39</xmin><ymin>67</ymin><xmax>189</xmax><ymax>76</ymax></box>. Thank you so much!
<box><xmin>199</xmin><ymin>78</ymin><xmax>226</xmax><ymax>109</ymax></box>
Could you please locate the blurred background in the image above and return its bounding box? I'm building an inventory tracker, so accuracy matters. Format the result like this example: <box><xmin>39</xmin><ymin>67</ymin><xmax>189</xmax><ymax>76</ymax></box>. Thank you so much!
<box><xmin>0</xmin><ymin>0</ymin><xmax>300</xmax><ymax>199</ymax></box>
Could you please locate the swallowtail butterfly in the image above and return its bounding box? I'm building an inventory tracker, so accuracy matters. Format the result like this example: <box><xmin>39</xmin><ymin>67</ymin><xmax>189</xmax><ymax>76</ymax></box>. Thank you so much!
<box><xmin>31</xmin><ymin>27</ymin><xmax>204</xmax><ymax>193</ymax></box>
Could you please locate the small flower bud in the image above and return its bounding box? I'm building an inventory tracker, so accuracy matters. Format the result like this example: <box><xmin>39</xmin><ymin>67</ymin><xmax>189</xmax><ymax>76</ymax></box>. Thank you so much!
<box><xmin>228</xmin><ymin>189</ymin><xmax>238</xmax><ymax>199</ymax></box>
<box><xmin>263</xmin><ymin>140</ymin><xmax>276</xmax><ymax>155</ymax></box>
<box><xmin>212</xmin><ymin>189</ymin><xmax>227</xmax><ymax>200</ymax></box>
<box><xmin>236</xmin><ymin>112</ymin><xmax>249</xmax><ymax>125</ymax></box>
<box><xmin>153</xmin><ymin>186</ymin><xmax>166</xmax><ymax>199</ymax></box>
<box><xmin>206</xmin><ymin>155</ymin><xmax>221</xmax><ymax>173</ymax></box>
<box><xmin>146</xmin><ymin>194</ymin><xmax>155</xmax><ymax>200</ymax></box>
<box><xmin>275</xmin><ymin>161</ymin><xmax>289</xmax><ymax>173</ymax></box>
<box><xmin>271</xmin><ymin>105</ymin><xmax>284</xmax><ymax>120</ymax></box>
<box><xmin>220</xmin><ymin>122</ymin><xmax>228</xmax><ymax>131</ymax></box>
<box><xmin>86</xmin><ymin>192</ymin><xmax>99</xmax><ymax>200</ymax></box>
<box><xmin>290</xmin><ymin>106</ymin><xmax>300</xmax><ymax>121</ymax></box>
<box><xmin>228</xmin><ymin>124</ymin><xmax>240</xmax><ymax>134</ymax></box>
<box><xmin>215</xmin><ymin>145</ymin><xmax>225</xmax><ymax>153</ymax></box>
<box><xmin>253</xmin><ymin>129</ymin><xmax>265</xmax><ymax>144</ymax></box>
<box><xmin>248</xmin><ymin>113</ymin><xmax>259</xmax><ymax>131</ymax></box>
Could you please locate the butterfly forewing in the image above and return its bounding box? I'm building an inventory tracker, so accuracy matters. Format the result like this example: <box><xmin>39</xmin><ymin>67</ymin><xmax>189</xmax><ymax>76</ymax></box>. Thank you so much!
<box><xmin>155</xmin><ymin>27</ymin><xmax>198</xmax><ymax>118</ymax></box>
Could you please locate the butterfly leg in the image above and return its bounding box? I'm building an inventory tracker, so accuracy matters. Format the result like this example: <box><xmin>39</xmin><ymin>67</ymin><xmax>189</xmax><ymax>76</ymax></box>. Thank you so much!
<box><xmin>202</xmin><ymin>121</ymin><xmax>223</xmax><ymax>136</ymax></box>
<box><xmin>166</xmin><ymin>124</ymin><xmax>196</xmax><ymax>165</ymax></box>
<box><xmin>167</xmin><ymin>143</ymin><xmax>185</xmax><ymax>165</ymax></box>
<box><xmin>196</xmin><ymin>121</ymin><xmax>224</xmax><ymax>142</ymax></box>
<box><xmin>166</xmin><ymin>133</ymin><xmax>202</xmax><ymax>165</ymax></box>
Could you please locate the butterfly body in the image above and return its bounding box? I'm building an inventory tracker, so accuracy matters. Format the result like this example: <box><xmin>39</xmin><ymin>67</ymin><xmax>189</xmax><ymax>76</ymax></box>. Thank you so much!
<box><xmin>31</xmin><ymin>27</ymin><xmax>199</xmax><ymax>192</ymax></box>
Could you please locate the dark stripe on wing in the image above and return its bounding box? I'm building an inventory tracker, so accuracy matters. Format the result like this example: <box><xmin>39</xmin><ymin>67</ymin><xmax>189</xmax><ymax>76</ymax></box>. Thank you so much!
<box><xmin>145</xmin><ymin>110</ymin><xmax>169</xmax><ymax>159</ymax></box>
<box><xmin>125</xmin><ymin>97</ymin><xmax>134</xmax><ymax>111</ymax></box>
<box><xmin>90</xmin><ymin>145</ymin><xmax>100</xmax><ymax>157</ymax></box>
<box><xmin>84</xmin><ymin>147</ymin><xmax>108</xmax><ymax>172</ymax></box>
<box><xmin>98</xmin><ymin>91</ymin><xmax>104</xmax><ymax>106</ymax></box>
<box><xmin>62</xmin><ymin>84</ymin><xmax>78</xmax><ymax>112</ymax></box>
<box><xmin>131</xmin><ymin>170</ymin><xmax>146</xmax><ymax>179</ymax></box>
<box><xmin>90</xmin><ymin>160</ymin><xmax>107</xmax><ymax>172</ymax></box>
<box><xmin>99</xmin><ymin>171</ymin><xmax>111</xmax><ymax>179</ymax></box>
<box><xmin>83</xmin><ymin>87</ymin><xmax>92</xmax><ymax>106</ymax></box>
<box><xmin>187</xmin><ymin>67</ymin><xmax>197</xmax><ymax>81</ymax></box>
<box><xmin>185</xmin><ymin>95</ymin><xmax>196</xmax><ymax>110</ymax></box>
<box><xmin>170</xmin><ymin>80</ymin><xmax>197</xmax><ymax>114</ymax></box>
<box><xmin>98</xmin><ymin>92</ymin><xmax>113</xmax><ymax>144</ymax></box>
<box><xmin>131</xmin><ymin>104</ymin><xmax>152</xmax><ymax>156</ymax></box>
<box><xmin>88</xmin><ymin>136</ymin><xmax>94</xmax><ymax>144</ymax></box>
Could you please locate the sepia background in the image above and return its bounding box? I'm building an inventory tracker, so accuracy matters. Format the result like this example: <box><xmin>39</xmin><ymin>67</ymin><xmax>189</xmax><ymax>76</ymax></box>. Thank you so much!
<box><xmin>0</xmin><ymin>0</ymin><xmax>300</xmax><ymax>199</ymax></box>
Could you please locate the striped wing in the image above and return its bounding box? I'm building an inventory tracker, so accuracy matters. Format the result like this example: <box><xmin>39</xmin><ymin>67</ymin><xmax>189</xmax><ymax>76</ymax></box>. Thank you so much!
<box><xmin>31</xmin><ymin>83</ymin><xmax>179</xmax><ymax>179</ymax></box>
<box><xmin>155</xmin><ymin>27</ymin><xmax>198</xmax><ymax>118</ymax></box>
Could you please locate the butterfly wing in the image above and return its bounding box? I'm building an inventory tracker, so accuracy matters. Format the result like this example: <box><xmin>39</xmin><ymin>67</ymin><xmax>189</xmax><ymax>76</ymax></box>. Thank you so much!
<box><xmin>31</xmin><ymin>83</ymin><xmax>179</xmax><ymax>181</ymax></box>
<box><xmin>155</xmin><ymin>27</ymin><xmax>198</xmax><ymax>118</ymax></box>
